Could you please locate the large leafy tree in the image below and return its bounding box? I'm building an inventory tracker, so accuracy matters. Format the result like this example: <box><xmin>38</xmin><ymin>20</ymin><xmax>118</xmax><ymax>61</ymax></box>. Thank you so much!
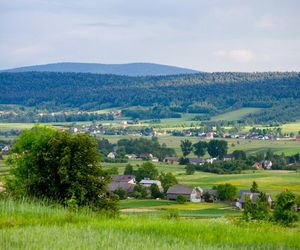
<box><xmin>6</xmin><ymin>126</ymin><xmax>117</xmax><ymax>212</ymax></box>
<box><xmin>159</xmin><ymin>172</ymin><xmax>178</xmax><ymax>193</ymax></box>
<box><xmin>216</xmin><ymin>183</ymin><xmax>237</xmax><ymax>201</ymax></box>
<box><xmin>207</xmin><ymin>140</ymin><xmax>228</xmax><ymax>159</ymax></box>
<box><xmin>193</xmin><ymin>141</ymin><xmax>208</xmax><ymax>158</ymax></box>
<box><xmin>135</xmin><ymin>162</ymin><xmax>159</xmax><ymax>182</ymax></box>
<box><xmin>180</xmin><ymin>139</ymin><xmax>193</xmax><ymax>157</ymax></box>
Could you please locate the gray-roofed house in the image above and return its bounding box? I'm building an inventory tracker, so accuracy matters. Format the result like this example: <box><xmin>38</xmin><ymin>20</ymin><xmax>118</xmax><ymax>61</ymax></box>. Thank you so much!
<box><xmin>140</xmin><ymin>179</ymin><xmax>163</xmax><ymax>192</ymax></box>
<box><xmin>202</xmin><ymin>189</ymin><xmax>218</xmax><ymax>202</ymax></box>
<box><xmin>188</xmin><ymin>158</ymin><xmax>206</xmax><ymax>165</ymax></box>
<box><xmin>108</xmin><ymin>175</ymin><xmax>136</xmax><ymax>195</ymax></box>
<box><xmin>236</xmin><ymin>192</ymin><xmax>273</xmax><ymax>209</ymax></box>
<box><xmin>167</xmin><ymin>184</ymin><xmax>202</xmax><ymax>202</ymax></box>
<box><xmin>164</xmin><ymin>157</ymin><xmax>179</xmax><ymax>164</ymax></box>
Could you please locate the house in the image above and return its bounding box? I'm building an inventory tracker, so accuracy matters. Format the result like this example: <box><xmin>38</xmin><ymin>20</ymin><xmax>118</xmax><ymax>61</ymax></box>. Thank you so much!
<box><xmin>296</xmin><ymin>135</ymin><xmax>300</xmax><ymax>141</ymax></box>
<box><xmin>206</xmin><ymin>132</ymin><xmax>214</xmax><ymax>139</ymax></box>
<box><xmin>188</xmin><ymin>158</ymin><xmax>206</xmax><ymax>165</ymax></box>
<box><xmin>202</xmin><ymin>189</ymin><xmax>218</xmax><ymax>202</ymax></box>
<box><xmin>164</xmin><ymin>157</ymin><xmax>179</xmax><ymax>164</ymax></box>
<box><xmin>108</xmin><ymin>175</ymin><xmax>136</xmax><ymax>194</ymax></box>
<box><xmin>166</xmin><ymin>184</ymin><xmax>202</xmax><ymax>202</ymax></box>
<box><xmin>107</xmin><ymin>152</ymin><xmax>117</xmax><ymax>159</ymax></box>
<box><xmin>139</xmin><ymin>153</ymin><xmax>154</xmax><ymax>160</ymax></box>
<box><xmin>1</xmin><ymin>145</ymin><xmax>11</xmax><ymax>154</ymax></box>
<box><xmin>236</xmin><ymin>191</ymin><xmax>273</xmax><ymax>209</ymax></box>
<box><xmin>139</xmin><ymin>179</ymin><xmax>163</xmax><ymax>192</ymax></box>
<box><xmin>125</xmin><ymin>154</ymin><xmax>137</xmax><ymax>160</ymax></box>
<box><xmin>262</xmin><ymin>160</ymin><xmax>272</xmax><ymax>170</ymax></box>
<box><xmin>253</xmin><ymin>162</ymin><xmax>262</xmax><ymax>169</ymax></box>
<box><xmin>151</xmin><ymin>157</ymin><xmax>159</xmax><ymax>162</ymax></box>
<box><xmin>224</xmin><ymin>154</ymin><xmax>233</xmax><ymax>161</ymax></box>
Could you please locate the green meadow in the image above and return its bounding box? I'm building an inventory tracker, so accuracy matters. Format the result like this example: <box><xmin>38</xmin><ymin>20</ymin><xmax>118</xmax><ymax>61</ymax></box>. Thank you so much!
<box><xmin>0</xmin><ymin>198</ymin><xmax>299</xmax><ymax>250</ymax></box>
<box><xmin>211</xmin><ymin>107</ymin><xmax>262</xmax><ymax>121</ymax></box>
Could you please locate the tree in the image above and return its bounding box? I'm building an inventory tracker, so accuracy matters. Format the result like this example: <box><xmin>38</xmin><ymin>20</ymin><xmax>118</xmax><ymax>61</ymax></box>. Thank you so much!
<box><xmin>216</xmin><ymin>183</ymin><xmax>237</xmax><ymax>201</ymax></box>
<box><xmin>185</xmin><ymin>164</ymin><xmax>196</xmax><ymax>175</ymax></box>
<box><xmin>6</xmin><ymin>126</ymin><xmax>118</xmax><ymax>212</ymax></box>
<box><xmin>250</xmin><ymin>181</ymin><xmax>259</xmax><ymax>193</ymax></box>
<box><xmin>159</xmin><ymin>172</ymin><xmax>178</xmax><ymax>193</ymax></box>
<box><xmin>98</xmin><ymin>138</ymin><xmax>114</xmax><ymax>156</ymax></box>
<box><xmin>265</xmin><ymin>149</ymin><xmax>274</xmax><ymax>161</ymax></box>
<box><xmin>135</xmin><ymin>162</ymin><xmax>159</xmax><ymax>182</ymax></box>
<box><xmin>273</xmin><ymin>191</ymin><xmax>298</xmax><ymax>226</ymax></box>
<box><xmin>243</xmin><ymin>192</ymin><xmax>270</xmax><ymax>221</ymax></box>
<box><xmin>180</xmin><ymin>139</ymin><xmax>193</xmax><ymax>157</ymax></box>
<box><xmin>133</xmin><ymin>184</ymin><xmax>148</xmax><ymax>199</ymax></box>
<box><xmin>176</xmin><ymin>195</ymin><xmax>187</xmax><ymax>204</ymax></box>
<box><xmin>193</xmin><ymin>141</ymin><xmax>208</xmax><ymax>157</ymax></box>
<box><xmin>150</xmin><ymin>184</ymin><xmax>163</xmax><ymax>199</ymax></box>
<box><xmin>232</xmin><ymin>150</ymin><xmax>246</xmax><ymax>160</ymax></box>
<box><xmin>207</xmin><ymin>140</ymin><xmax>228</xmax><ymax>159</ymax></box>
<box><xmin>124</xmin><ymin>164</ymin><xmax>134</xmax><ymax>175</ymax></box>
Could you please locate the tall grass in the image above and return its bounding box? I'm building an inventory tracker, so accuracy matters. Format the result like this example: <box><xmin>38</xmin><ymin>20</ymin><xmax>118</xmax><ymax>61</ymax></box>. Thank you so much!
<box><xmin>0</xmin><ymin>198</ymin><xmax>299</xmax><ymax>249</ymax></box>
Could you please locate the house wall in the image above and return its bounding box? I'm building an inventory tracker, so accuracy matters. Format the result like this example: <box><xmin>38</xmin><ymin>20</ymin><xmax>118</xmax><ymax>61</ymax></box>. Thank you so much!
<box><xmin>167</xmin><ymin>193</ymin><xmax>190</xmax><ymax>201</ymax></box>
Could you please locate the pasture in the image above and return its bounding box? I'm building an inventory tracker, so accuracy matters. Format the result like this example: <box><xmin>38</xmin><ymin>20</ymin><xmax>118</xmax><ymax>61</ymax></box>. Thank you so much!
<box><xmin>211</xmin><ymin>108</ymin><xmax>262</xmax><ymax>121</ymax></box>
<box><xmin>0</xmin><ymin>198</ymin><xmax>299</xmax><ymax>250</ymax></box>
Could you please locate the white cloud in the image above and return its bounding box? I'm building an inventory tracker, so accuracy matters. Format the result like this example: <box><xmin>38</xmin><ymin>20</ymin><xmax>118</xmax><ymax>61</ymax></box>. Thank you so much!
<box><xmin>214</xmin><ymin>49</ymin><xmax>254</xmax><ymax>63</ymax></box>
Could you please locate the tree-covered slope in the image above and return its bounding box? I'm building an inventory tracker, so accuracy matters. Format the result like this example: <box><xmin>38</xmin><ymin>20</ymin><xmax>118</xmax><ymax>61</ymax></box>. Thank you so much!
<box><xmin>0</xmin><ymin>72</ymin><xmax>299</xmax><ymax>123</ymax></box>
<box><xmin>1</xmin><ymin>62</ymin><xmax>199</xmax><ymax>76</ymax></box>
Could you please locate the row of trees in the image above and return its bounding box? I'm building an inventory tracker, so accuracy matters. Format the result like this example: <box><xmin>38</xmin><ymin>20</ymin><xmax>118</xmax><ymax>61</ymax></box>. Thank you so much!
<box><xmin>98</xmin><ymin>137</ymin><xmax>176</xmax><ymax>162</ymax></box>
<box><xmin>180</xmin><ymin>139</ymin><xmax>228</xmax><ymax>159</ymax></box>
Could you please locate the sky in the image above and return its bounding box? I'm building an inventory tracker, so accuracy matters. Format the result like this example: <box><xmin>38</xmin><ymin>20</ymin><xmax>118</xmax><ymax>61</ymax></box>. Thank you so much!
<box><xmin>0</xmin><ymin>0</ymin><xmax>299</xmax><ymax>72</ymax></box>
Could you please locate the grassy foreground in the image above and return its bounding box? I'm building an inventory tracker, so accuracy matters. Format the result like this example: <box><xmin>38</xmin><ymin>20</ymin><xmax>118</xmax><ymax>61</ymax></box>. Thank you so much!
<box><xmin>0</xmin><ymin>198</ymin><xmax>299</xmax><ymax>250</ymax></box>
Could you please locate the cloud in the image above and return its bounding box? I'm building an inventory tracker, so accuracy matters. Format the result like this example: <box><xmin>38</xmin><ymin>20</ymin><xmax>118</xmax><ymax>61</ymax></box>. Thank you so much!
<box><xmin>214</xmin><ymin>49</ymin><xmax>255</xmax><ymax>63</ymax></box>
<box><xmin>256</xmin><ymin>16</ymin><xmax>274</xmax><ymax>28</ymax></box>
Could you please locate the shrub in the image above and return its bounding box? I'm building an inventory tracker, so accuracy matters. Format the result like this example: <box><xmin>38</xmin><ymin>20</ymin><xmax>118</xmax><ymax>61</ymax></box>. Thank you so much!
<box><xmin>273</xmin><ymin>191</ymin><xmax>298</xmax><ymax>226</ymax></box>
<box><xmin>133</xmin><ymin>184</ymin><xmax>148</xmax><ymax>199</ymax></box>
<box><xmin>176</xmin><ymin>195</ymin><xmax>187</xmax><ymax>204</ymax></box>
<box><xmin>185</xmin><ymin>164</ymin><xmax>196</xmax><ymax>175</ymax></box>
<box><xmin>114</xmin><ymin>188</ymin><xmax>127</xmax><ymax>200</ymax></box>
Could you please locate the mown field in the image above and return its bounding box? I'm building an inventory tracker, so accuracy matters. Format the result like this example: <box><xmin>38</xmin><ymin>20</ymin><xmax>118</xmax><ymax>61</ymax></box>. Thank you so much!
<box><xmin>0</xmin><ymin>198</ymin><xmax>299</xmax><ymax>250</ymax></box>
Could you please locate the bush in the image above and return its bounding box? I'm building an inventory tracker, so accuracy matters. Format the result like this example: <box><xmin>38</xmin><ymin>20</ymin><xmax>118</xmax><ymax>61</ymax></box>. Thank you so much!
<box><xmin>273</xmin><ymin>191</ymin><xmax>298</xmax><ymax>226</ymax></box>
<box><xmin>133</xmin><ymin>184</ymin><xmax>148</xmax><ymax>199</ymax></box>
<box><xmin>114</xmin><ymin>188</ymin><xmax>127</xmax><ymax>200</ymax></box>
<box><xmin>150</xmin><ymin>184</ymin><xmax>163</xmax><ymax>199</ymax></box>
<box><xmin>185</xmin><ymin>165</ymin><xmax>196</xmax><ymax>175</ymax></box>
<box><xmin>176</xmin><ymin>195</ymin><xmax>187</xmax><ymax>204</ymax></box>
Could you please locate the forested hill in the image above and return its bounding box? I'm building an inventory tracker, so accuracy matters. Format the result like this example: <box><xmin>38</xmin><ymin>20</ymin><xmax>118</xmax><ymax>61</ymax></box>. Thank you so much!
<box><xmin>0</xmin><ymin>72</ymin><xmax>299</xmax><ymax>123</ymax></box>
<box><xmin>1</xmin><ymin>62</ymin><xmax>199</xmax><ymax>76</ymax></box>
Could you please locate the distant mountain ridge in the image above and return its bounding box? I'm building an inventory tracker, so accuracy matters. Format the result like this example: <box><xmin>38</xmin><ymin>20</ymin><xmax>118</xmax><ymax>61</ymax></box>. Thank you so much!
<box><xmin>1</xmin><ymin>62</ymin><xmax>200</xmax><ymax>76</ymax></box>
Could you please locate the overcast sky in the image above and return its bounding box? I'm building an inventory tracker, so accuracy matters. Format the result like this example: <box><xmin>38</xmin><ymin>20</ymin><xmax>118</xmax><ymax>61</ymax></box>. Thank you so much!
<box><xmin>0</xmin><ymin>0</ymin><xmax>299</xmax><ymax>72</ymax></box>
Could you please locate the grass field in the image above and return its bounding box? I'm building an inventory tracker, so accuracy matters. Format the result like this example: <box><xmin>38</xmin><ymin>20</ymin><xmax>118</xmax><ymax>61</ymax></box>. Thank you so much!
<box><xmin>0</xmin><ymin>198</ymin><xmax>299</xmax><ymax>250</ymax></box>
<box><xmin>98</xmin><ymin>134</ymin><xmax>300</xmax><ymax>156</ymax></box>
<box><xmin>211</xmin><ymin>108</ymin><xmax>262</xmax><ymax>121</ymax></box>
<box><xmin>120</xmin><ymin>199</ymin><xmax>241</xmax><ymax>218</ymax></box>
<box><xmin>178</xmin><ymin>170</ymin><xmax>300</xmax><ymax>195</ymax></box>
